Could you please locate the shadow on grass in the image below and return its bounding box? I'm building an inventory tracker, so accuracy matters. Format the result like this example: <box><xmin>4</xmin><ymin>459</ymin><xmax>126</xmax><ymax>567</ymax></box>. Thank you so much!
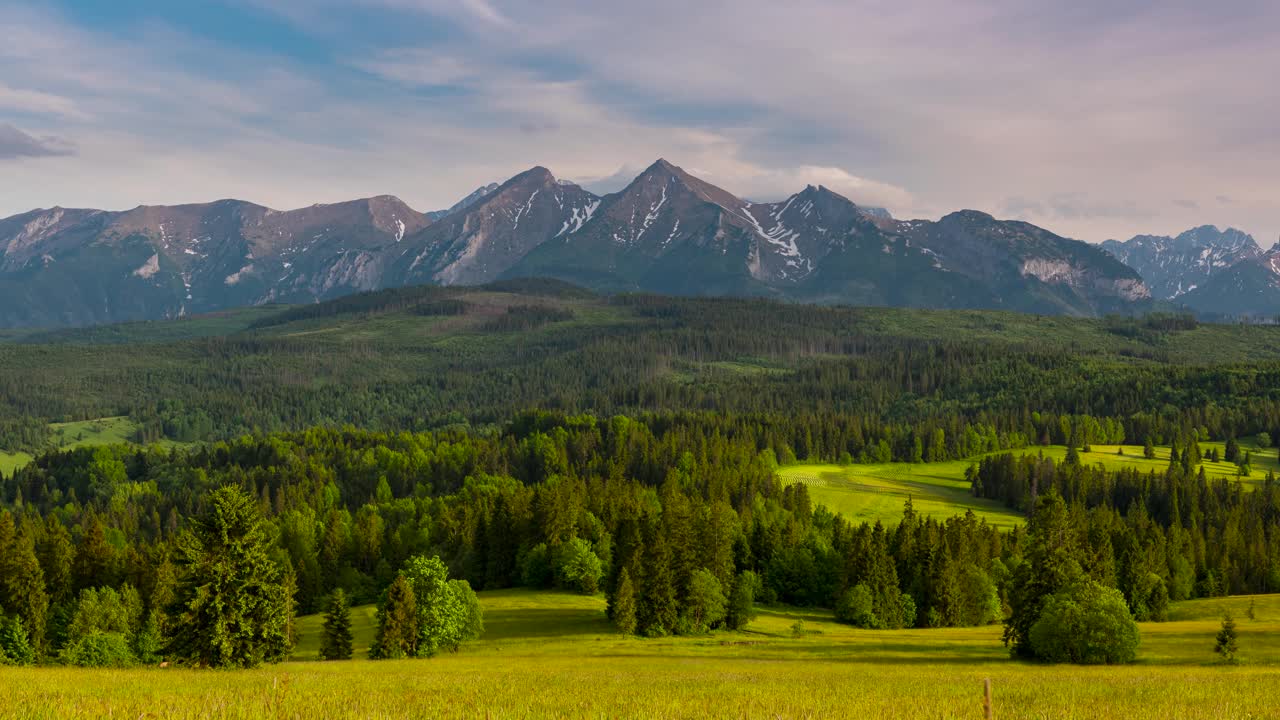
<box><xmin>483</xmin><ymin>608</ymin><xmax>614</xmax><ymax>640</ymax></box>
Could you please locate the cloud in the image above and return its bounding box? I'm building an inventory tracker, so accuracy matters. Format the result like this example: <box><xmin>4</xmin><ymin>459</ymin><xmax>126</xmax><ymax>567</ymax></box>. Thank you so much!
<box><xmin>0</xmin><ymin>123</ymin><xmax>75</xmax><ymax>160</ymax></box>
<box><xmin>352</xmin><ymin>49</ymin><xmax>477</xmax><ymax>87</ymax></box>
<box><xmin>1002</xmin><ymin>193</ymin><xmax>1153</xmax><ymax>223</ymax></box>
<box><xmin>0</xmin><ymin>83</ymin><xmax>88</xmax><ymax>119</ymax></box>
<box><xmin>4</xmin><ymin>0</ymin><xmax>1280</xmax><ymax>244</ymax></box>
<box><xmin>1173</xmin><ymin>199</ymin><xmax>1200</xmax><ymax>210</ymax></box>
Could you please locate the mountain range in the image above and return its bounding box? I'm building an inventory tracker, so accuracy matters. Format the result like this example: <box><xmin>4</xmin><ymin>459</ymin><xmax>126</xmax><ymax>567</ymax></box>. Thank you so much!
<box><xmin>1100</xmin><ymin>228</ymin><xmax>1280</xmax><ymax>319</ymax></box>
<box><xmin>1</xmin><ymin>158</ymin><xmax>1273</xmax><ymax>328</ymax></box>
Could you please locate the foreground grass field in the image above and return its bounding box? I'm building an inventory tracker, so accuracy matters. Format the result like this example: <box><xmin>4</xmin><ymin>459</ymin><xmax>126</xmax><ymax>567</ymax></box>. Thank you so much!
<box><xmin>779</xmin><ymin>442</ymin><xmax>1279</xmax><ymax>528</ymax></box>
<box><xmin>2</xmin><ymin>590</ymin><xmax>1279</xmax><ymax>719</ymax></box>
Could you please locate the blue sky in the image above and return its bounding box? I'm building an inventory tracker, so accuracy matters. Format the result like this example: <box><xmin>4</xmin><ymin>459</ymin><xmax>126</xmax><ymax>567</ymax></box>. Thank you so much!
<box><xmin>2</xmin><ymin>0</ymin><xmax>1279</xmax><ymax>244</ymax></box>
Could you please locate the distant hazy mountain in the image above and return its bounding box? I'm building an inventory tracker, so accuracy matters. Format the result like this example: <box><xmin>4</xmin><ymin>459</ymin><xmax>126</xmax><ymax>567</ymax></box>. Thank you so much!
<box><xmin>0</xmin><ymin>196</ymin><xmax>428</xmax><ymax>328</ymax></box>
<box><xmin>426</xmin><ymin>183</ymin><xmax>500</xmax><ymax>221</ymax></box>
<box><xmin>1179</xmin><ymin>247</ymin><xmax>1280</xmax><ymax>319</ymax></box>
<box><xmin>1101</xmin><ymin>226</ymin><xmax>1263</xmax><ymax>299</ymax></box>
<box><xmin>0</xmin><ymin>159</ymin><xmax>1155</xmax><ymax>328</ymax></box>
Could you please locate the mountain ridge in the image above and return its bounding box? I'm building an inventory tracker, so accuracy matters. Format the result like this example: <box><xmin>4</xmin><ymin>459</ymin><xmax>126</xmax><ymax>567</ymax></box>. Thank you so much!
<box><xmin>0</xmin><ymin>159</ymin><xmax>1203</xmax><ymax>328</ymax></box>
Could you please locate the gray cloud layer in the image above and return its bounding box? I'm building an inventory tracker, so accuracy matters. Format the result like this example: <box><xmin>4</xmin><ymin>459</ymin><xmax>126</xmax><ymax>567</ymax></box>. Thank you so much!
<box><xmin>0</xmin><ymin>123</ymin><xmax>75</xmax><ymax>160</ymax></box>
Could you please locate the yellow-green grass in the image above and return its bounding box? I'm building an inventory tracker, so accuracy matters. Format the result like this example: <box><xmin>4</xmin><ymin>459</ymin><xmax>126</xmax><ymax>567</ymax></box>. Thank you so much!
<box><xmin>779</xmin><ymin>443</ymin><xmax>1279</xmax><ymax>529</ymax></box>
<box><xmin>47</xmin><ymin>416</ymin><xmax>138</xmax><ymax>450</ymax></box>
<box><xmin>4</xmin><ymin>590</ymin><xmax>1280</xmax><ymax>719</ymax></box>
<box><xmin>779</xmin><ymin>460</ymin><xmax>1025</xmax><ymax>529</ymax></box>
<box><xmin>0</xmin><ymin>450</ymin><xmax>32</xmax><ymax>478</ymax></box>
<box><xmin>0</xmin><ymin>416</ymin><xmax>193</xmax><ymax>477</ymax></box>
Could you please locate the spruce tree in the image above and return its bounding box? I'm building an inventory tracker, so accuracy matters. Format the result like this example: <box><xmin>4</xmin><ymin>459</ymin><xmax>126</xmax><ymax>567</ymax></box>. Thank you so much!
<box><xmin>1143</xmin><ymin>438</ymin><xmax>1156</xmax><ymax>459</ymax></box>
<box><xmin>38</xmin><ymin>516</ymin><xmax>74</xmax><ymax>605</ymax></box>
<box><xmin>637</xmin><ymin>516</ymin><xmax>678</xmax><ymax>636</ymax></box>
<box><xmin>1</xmin><ymin>533</ymin><xmax>48</xmax><ymax>654</ymax></box>
<box><xmin>725</xmin><ymin>571</ymin><xmax>758</xmax><ymax>631</ymax></box>
<box><xmin>612</xmin><ymin>568</ymin><xmax>637</xmax><ymax>635</ymax></box>
<box><xmin>371</xmin><ymin>574</ymin><xmax>417</xmax><ymax>659</ymax></box>
<box><xmin>1005</xmin><ymin>493</ymin><xmax>1083</xmax><ymax>658</ymax></box>
<box><xmin>1215</xmin><ymin>612</ymin><xmax>1239</xmax><ymax>664</ymax></box>
<box><xmin>0</xmin><ymin>615</ymin><xmax>35</xmax><ymax>665</ymax></box>
<box><xmin>319</xmin><ymin>589</ymin><xmax>354</xmax><ymax>660</ymax></box>
<box><xmin>166</xmin><ymin>486</ymin><xmax>293</xmax><ymax>668</ymax></box>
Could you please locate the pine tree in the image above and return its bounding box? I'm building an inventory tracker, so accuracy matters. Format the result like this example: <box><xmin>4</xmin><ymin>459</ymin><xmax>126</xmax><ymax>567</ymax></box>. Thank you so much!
<box><xmin>319</xmin><ymin>589</ymin><xmax>354</xmax><ymax>660</ymax></box>
<box><xmin>371</xmin><ymin>575</ymin><xmax>417</xmax><ymax>659</ymax></box>
<box><xmin>1225</xmin><ymin>437</ymin><xmax>1240</xmax><ymax>463</ymax></box>
<box><xmin>166</xmin><ymin>486</ymin><xmax>293</xmax><ymax>668</ymax></box>
<box><xmin>1215</xmin><ymin>612</ymin><xmax>1239</xmax><ymax>664</ymax></box>
<box><xmin>1143</xmin><ymin>438</ymin><xmax>1156</xmax><ymax>459</ymax></box>
<box><xmin>612</xmin><ymin>568</ymin><xmax>637</xmax><ymax>635</ymax></box>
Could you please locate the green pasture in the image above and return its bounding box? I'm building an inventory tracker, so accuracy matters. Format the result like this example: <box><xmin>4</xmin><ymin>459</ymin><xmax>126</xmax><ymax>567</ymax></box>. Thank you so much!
<box><xmin>4</xmin><ymin>590</ymin><xmax>1280</xmax><ymax>719</ymax></box>
<box><xmin>778</xmin><ymin>442</ymin><xmax>1279</xmax><ymax>529</ymax></box>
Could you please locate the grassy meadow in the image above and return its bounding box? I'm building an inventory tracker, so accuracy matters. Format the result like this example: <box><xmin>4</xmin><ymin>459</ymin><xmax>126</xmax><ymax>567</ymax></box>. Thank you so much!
<box><xmin>778</xmin><ymin>441</ymin><xmax>1280</xmax><ymax>528</ymax></box>
<box><xmin>2</xmin><ymin>590</ymin><xmax>1279</xmax><ymax>719</ymax></box>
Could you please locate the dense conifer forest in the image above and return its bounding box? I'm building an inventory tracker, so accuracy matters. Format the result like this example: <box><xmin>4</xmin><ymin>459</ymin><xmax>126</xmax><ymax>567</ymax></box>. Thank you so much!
<box><xmin>1</xmin><ymin>284</ymin><xmax>1279</xmax><ymax>668</ymax></box>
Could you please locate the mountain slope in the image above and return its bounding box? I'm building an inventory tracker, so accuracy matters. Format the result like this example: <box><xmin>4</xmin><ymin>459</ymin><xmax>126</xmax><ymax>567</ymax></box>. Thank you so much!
<box><xmin>505</xmin><ymin>159</ymin><xmax>777</xmax><ymax>295</ymax></box>
<box><xmin>1101</xmin><ymin>226</ymin><xmax>1262</xmax><ymax>299</ymax></box>
<box><xmin>427</xmin><ymin>182</ymin><xmax>501</xmax><ymax>221</ymax></box>
<box><xmin>393</xmin><ymin>168</ymin><xmax>599</xmax><ymax>286</ymax></box>
<box><xmin>1180</xmin><ymin>248</ymin><xmax>1280</xmax><ymax>319</ymax></box>
<box><xmin>0</xmin><ymin>197</ymin><xmax>429</xmax><ymax>327</ymax></box>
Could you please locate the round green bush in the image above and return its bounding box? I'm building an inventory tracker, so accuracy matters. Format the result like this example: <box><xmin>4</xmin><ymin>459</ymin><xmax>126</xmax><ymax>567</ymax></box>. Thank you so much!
<box><xmin>1029</xmin><ymin>581</ymin><xmax>1140</xmax><ymax>664</ymax></box>
<box><xmin>62</xmin><ymin>631</ymin><xmax>136</xmax><ymax>668</ymax></box>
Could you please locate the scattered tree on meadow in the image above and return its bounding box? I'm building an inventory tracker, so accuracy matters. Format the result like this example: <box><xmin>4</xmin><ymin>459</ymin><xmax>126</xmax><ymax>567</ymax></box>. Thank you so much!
<box><xmin>371</xmin><ymin>556</ymin><xmax>484</xmax><ymax>659</ymax></box>
<box><xmin>1215</xmin><ymin>613</ymin><xmax>1239</xmax><ymax>664</ymax></box>
<box><xmin>166</xmin><ymin>486</ymin><xmax>293</xmax><ymax>668</ymax></box>
<box><xmin>320</xmin><ymin>589</ymin><xmax>354</xmax><ymax>660</ymax></box>
<box><xmin>1027</xmin><ymin>581</ymin><xmax>1140</xmax><ymax>664</ymax></box>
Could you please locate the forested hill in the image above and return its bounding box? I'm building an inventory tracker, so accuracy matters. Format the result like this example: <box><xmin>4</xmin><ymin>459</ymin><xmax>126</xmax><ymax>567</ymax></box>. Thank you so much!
<box><xmin>1</xmin><ymin>280</ymin><xmax>1280</xmax><ymax>460</ymax></box>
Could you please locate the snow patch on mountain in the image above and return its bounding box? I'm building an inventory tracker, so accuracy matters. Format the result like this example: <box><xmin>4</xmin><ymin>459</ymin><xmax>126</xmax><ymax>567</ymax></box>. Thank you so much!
<box><xmin>556</xmin><ymin>200</ymin><xmax>600</xmax><ymax>238</ymax></box>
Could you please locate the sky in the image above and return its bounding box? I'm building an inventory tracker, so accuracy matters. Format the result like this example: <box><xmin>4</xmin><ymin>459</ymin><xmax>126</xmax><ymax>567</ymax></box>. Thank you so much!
<box><xmin>2</xmin><ymin>0</ymin><xmax>1278</xmax><ymax>244</ymax></box>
